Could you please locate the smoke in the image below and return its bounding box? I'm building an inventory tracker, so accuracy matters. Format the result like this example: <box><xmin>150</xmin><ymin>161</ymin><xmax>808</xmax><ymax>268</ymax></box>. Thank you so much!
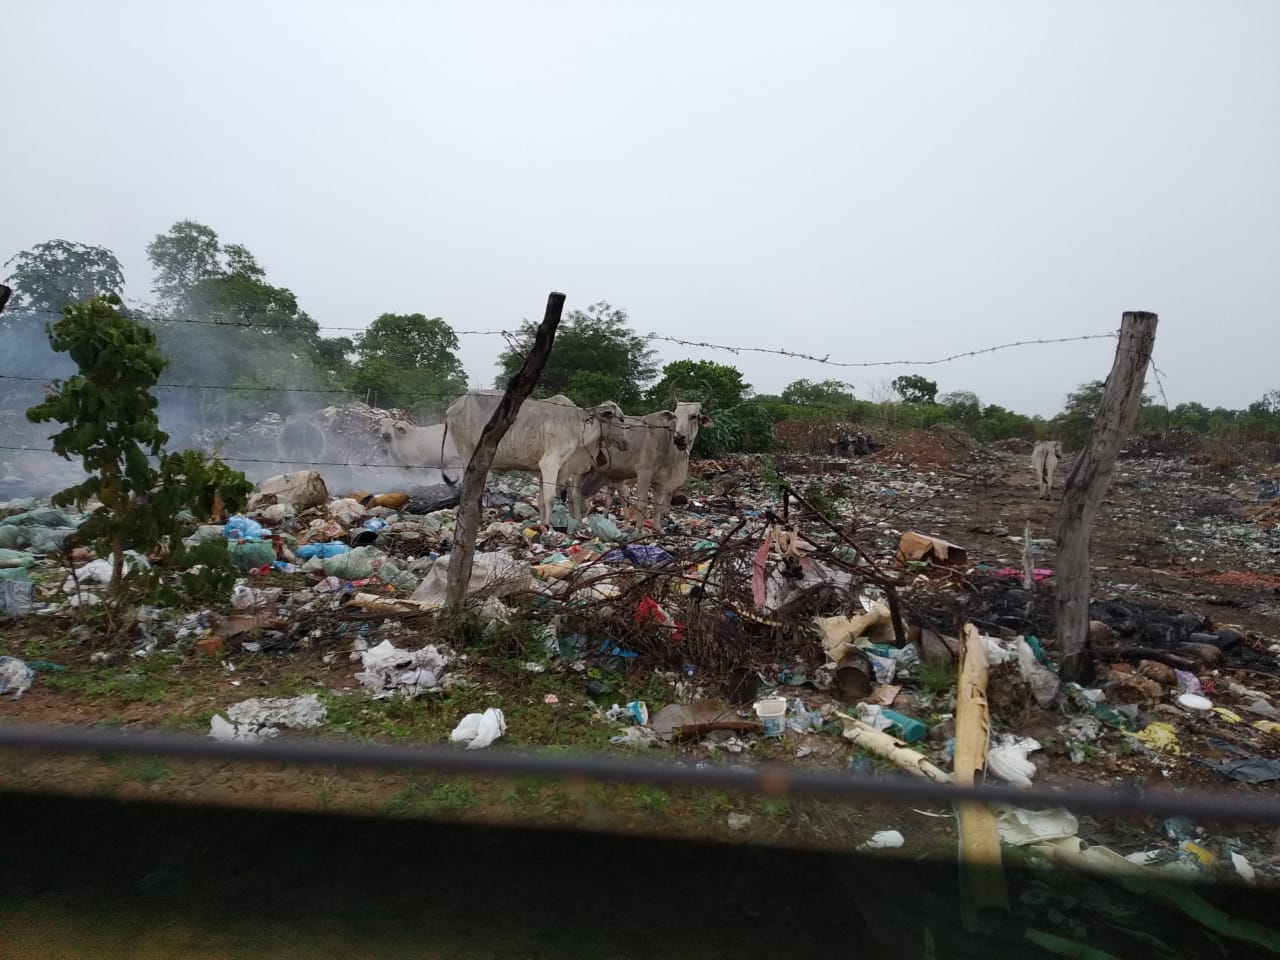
<box><xmin>0</xmin><ymin>309</ymin><xmax>82</xmax><ymax>499</ymax></box>
<box><xmin>0</xmin><ymin>308</ymin><xmax>455</xmax><ymax>502</ymax></box>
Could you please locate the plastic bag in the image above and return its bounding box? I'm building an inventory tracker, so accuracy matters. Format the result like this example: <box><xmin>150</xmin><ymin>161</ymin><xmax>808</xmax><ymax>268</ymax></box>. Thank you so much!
<box><xmin>225</xmin><ymin>515</ymin><xmax>270</xmax><ymax>541</ymax></box>
<box><xmin>323</xmin><ymin>546</ymin><xmax>380</xmax><ymax>580</ymax></box>
<box><xmin>988</xmin><ymin>735</ymin><xmax>1042</xmax><ymax>786</ymax></box>
<box><xmin>450</xmin><ymin>708</ymin><xmax>506</xmax><ymax>749</ymax></box>
<box><xmin>229</xmin><ymin>540</ymin><xmax>277</xmax><ymax>572</ymax></box>
<box><xmin>377</xmin><ymin>561</ymin><xmax>419</xmax><ymax>594</ymax></box>
<box><xmin>587</xmin><ymin>514</ymin><xmax>626</xmax><ymax>542</ymax></box>
<box><xmin>296</xmin><ymin>542</ymin><xmax>350</xmax><ymax>560</ymax></box>
<box><xmin>0</xmin><ymin>656</ymin><xmax>35</xmax><ymax>698</ymax></box>
<box><xmin>328</xmin><ymin>498</ymin><xmax>367</xmax><ymax>526</ymax></box>
<box><xmin>0</xmin><ymin>577</ymin><xmax>34</xmax><ymax>614</ymax></box>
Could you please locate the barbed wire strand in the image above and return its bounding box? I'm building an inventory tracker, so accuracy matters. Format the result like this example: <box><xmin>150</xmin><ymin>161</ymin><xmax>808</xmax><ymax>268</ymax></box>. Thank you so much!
<box><xmin>5</xmin><ymin>305</ymin><xmax>1120</xmax><ymax>370</ymax></box>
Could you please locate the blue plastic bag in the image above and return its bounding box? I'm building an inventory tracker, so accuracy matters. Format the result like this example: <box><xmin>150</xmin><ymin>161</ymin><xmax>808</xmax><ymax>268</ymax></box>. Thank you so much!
<box><xmin>224</xmin><ymin>515</ymin><xmax>269</xmax><ymax>541</ymax></box>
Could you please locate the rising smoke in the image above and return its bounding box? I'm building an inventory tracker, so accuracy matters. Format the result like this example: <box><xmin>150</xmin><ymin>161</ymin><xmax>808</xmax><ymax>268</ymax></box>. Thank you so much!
<box><xmin>0</xmin><ymin>307</ymin><xmax>455</xmax><ymax>501</ymax></box>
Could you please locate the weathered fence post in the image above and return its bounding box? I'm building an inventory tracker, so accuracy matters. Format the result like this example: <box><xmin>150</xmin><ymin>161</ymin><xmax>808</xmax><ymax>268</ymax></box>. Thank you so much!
<box><xmin>445</xmin><ymin>292</ymin><xmax>565</xmax><ymax>611</ymax></box>
<box><xmin>1055</xmin><ymin>311</ymin><xmax>1158</xmax><ymax>683</ymax></box>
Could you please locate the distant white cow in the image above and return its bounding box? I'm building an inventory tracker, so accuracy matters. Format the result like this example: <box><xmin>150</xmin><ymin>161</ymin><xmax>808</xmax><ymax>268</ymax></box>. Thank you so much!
<box><xmin>443</xmin><ymin>392</ymin><xmax>627</xmax><ymax>526</ymax></box>
<box><xmin>378</xmin><ymin>418</ymin><xmax>462</xmax><ymax>481</ymax></box>
<box><xmin>566</xmin><ymin>382</ymin><xmax>714</xmax><ymax>530</ymax></box>
<box><xmin>1031</xmin><ymin>440</ymin><xmax>1062</xmax><ymax>499</ymax></box>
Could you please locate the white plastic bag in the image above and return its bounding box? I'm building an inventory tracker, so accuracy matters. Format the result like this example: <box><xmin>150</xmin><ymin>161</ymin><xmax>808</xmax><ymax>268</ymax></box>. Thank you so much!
<box><xmin>988</xmin><ymin>735</ymin><xmax>1042</xmax><ymax>786</ymax></box>
<box><xmin>450</xmin><ymin>708</ymin><xmax>506</xmax><ymax>749</ymax></box>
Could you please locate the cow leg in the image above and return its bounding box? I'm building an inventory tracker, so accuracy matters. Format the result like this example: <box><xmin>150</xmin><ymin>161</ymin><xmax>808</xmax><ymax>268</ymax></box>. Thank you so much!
<box><xmin>629</xmin><ymin>469</ymin><xmax>654</xmax><ymax>529</ymax></box>
<box><xmin>539</xmin><ymin>454</ymin><xmax>565</xmax><ymax>527</ymax></box>
<box><xmin>651</xmin><ymin>487</ymin><xmax>672</xmax><ymax>530</ymax></box>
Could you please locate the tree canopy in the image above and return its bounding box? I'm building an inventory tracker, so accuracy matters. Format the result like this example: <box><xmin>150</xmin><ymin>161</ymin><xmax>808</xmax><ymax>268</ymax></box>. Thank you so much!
<box><xmin>495</xmin><ymin>301</ymin><xmax>657</xmax><ymax>408</ymax></box>
<box><xmin>891</xmin><ymin>374</ymin><xmax>938</xmax><ymax>405</ymax></box>
<box><xmin>2</xmin><ymin>240</ymin><xmax>125</xmax><ymax>312</ymax></box>
<box><xmin>349</xmin><ymin>313</ymin><xmax>467</xmax><ymax>413</ymax></box>
<box><xmin>643</xmin><ymin>360</ymin><xmax>748</xmax><ymax>413</ymax></box>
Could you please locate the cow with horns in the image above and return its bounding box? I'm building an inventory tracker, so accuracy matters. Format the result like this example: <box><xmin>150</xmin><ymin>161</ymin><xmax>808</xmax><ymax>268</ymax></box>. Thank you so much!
<box><xmin>566</xmin><ymin>381</ymin><xmax>715</xmax><ymax>529</ymax></box>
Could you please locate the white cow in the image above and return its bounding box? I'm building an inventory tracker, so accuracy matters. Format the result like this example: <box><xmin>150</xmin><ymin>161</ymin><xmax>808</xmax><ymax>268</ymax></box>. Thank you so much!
<box><xmin>1031</xmin><ymin>440</ymin><xmax>1062</xmax><ymax>499</ymax></box>
<box><xmin>565</xmin><ymin>382</ymin><xmax>714</xmax><ymax>530</ymax></box>
<box><xmin>443</xmin><ymin>392</ymin><xmax>628</xmax><ymax>526</ymax></box>
<box><xmin>378</xmin><ymin>418</ymin><xmax>462</xmax><ymax>480</ymax></box>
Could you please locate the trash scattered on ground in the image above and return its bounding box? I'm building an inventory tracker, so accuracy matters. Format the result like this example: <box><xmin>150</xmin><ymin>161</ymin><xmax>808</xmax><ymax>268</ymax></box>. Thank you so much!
<box><xmin>209</xmin><ymin>694</ymin><xmax>327</xmax><ymax>742</ymax></box>
<box><xmin>353</xmin><ymin>640</ymin><xmax>449</xmax><ymax>699</ymax></box>
<box><xmin>450</xmin><ymin>708</ymin><xmax>506</xmax><ymax>749</ymax></box>
<box><xmin>987</xmin><ymin>736</ymin><xmax>1042</xmax><ymax>786</ymax></box>
<box><xmin>861</xmin><ymin>830</ymin><xmax>905</xmax><ymax>850</ymax></box>
<box><xmin>726</xmin><ymin>813</ymin><xmax>752</xmax><ymax>831</ymax></box>
<box><xmin>0</xmin><ymin>656</ymin><xmax>34</xmax><ymax>698</ymax></box>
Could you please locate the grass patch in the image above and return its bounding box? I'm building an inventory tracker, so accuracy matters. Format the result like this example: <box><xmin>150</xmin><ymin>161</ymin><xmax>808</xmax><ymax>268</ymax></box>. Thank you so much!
<box><xmin>106</xmin><ymin>757</ymin><xmax>170</xmax><ymax>789</ymax></box>
<box><xmin>917</xmin><ymin>657</ymin><xmax>957</xmax><ymax>698</ymax></box>
<box><xmin>634</xmin><ymin>786</ymin><xmax>670</xmax><ymax>812</ymax></box>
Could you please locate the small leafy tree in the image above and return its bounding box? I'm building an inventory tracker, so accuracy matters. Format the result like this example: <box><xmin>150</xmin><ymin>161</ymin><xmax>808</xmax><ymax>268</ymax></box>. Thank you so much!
<box><xmin>891</xmin><ymin>374</ymin><xmax>938</xmax><ymax>405</ymax></box>
<box><xmin>27</xmin><ymin>295</ymin><xmax>252</xmax><ymax>618</ymax></box>
<box><xmin>643</xmin><ymin>360</ymin><xmax>749</xmax><ymax>413</ymax></box>
<box><xmin>496</xmin><ymin>301</ymin><xmax>657</xmax><ymax>407</ymax></box>
<box><xmin>2</xmin><ymin>239</ymin><xmax>126</xmax><ymax>313</ymax></box>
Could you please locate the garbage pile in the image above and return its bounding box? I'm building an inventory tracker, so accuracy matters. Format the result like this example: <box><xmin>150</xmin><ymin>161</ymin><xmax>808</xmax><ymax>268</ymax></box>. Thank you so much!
<box><xmin>3</xmin><ymin>430</ymin><xmax>1280</xmax><ymax>879</ymax></box>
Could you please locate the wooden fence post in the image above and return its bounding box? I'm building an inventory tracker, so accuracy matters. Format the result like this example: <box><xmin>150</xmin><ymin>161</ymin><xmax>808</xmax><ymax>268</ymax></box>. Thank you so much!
<box><xmin>1055</xmin><ymin>311</ymin><xmax>1158</xmax><ymax>683</ymax></box>
<box><xmin>445</xmin><ymin>292</ymin><xmax>565</xmax><ymax>611</ymax></box>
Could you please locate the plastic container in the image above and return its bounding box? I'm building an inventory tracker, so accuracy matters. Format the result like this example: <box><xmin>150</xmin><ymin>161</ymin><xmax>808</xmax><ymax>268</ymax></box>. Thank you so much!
<box><xmin>754</xmin><ymin>697</ymin><xmax>787</xmax><ymax>737</ymax></box>
<box><xmin>881</xmin><ymin>708</ymin><xmax>928</xmax><ymax>744</ymax></box>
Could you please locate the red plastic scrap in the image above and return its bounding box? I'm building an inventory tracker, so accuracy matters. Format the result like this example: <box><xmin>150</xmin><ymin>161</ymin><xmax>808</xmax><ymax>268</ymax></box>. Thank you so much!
<box><xmin>634</xmin><ymin>596</ymin><xmax>685</xmax><ymax>641</ymax></box>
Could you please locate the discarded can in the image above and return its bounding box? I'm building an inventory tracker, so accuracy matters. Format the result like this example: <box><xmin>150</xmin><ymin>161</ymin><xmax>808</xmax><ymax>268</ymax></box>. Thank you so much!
<box><xmin>754</xmin><ymin>697</ymin><xmax>787</xmax><ymax>737</ymax></box>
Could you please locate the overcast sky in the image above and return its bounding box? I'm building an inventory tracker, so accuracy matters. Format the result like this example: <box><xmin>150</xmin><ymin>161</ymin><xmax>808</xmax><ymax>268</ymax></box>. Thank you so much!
<box><xmin>3</xmin><ymin>1</ymin><xmax>1277</xmax><ymax>416</ymax></box>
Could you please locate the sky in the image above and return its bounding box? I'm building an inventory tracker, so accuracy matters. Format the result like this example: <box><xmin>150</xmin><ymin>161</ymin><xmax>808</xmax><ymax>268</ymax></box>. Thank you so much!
<box><xmin>2</xmin><ymin>1</ymin><xmax>1277</xmax><ymax>417</ymax></box>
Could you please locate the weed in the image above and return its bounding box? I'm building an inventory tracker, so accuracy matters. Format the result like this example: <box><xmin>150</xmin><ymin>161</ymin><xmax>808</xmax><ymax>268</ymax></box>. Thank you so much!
<box><xmin>754</xmin><ymin>797</ymin><xmax>790</xmax><ymax>821</ymax></box>
<box><xmin>430</xmin><ymin>780</ymin><xmax>477</xmax><ymax>816</ymax></box>
<box><xmin>107</xmin><ymin>757</ymin><xmax>170</xmax><ymax>789</ymax></box>
<box><xmin>802</xmin><ymin>480</ymin><xmax>837</xmax><ymax>518</ymax></box>
<box><xmin>917</xmin><ymin>657</ymin><xmax>957</xmax><ymax>698</ymax></box>
<box><xmin>634</xmin><ymin>786</ymin><xmax>670</xmax><ymax>812</ymax></box>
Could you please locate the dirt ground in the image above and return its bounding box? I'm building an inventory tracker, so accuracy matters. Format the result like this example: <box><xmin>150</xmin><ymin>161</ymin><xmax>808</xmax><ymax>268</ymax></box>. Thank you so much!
<box><xmin>3</xmin><ymin>435</ymin><xmax>1279</xmax><ymax>869</ymax></box>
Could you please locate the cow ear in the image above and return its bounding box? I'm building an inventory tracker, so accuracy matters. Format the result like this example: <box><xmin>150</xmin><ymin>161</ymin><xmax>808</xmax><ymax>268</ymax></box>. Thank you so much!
<box><xmin>660</xmin><ymin>411</ymin><xmax>677</xmax><ymax>422</ymax></box>
<box><xmin>699</xmin><ymin>414</ymin><xmax>714</xmax><ymax>427</ymax></box>
<box><xmin>598</xmin><ymin>409</ymin><xmax>614</xmax><ymax>419</ymax></box>
<box><xmin>395</xmin><ymin>423</ymin><xmax>408</xmax><ymax>434</ymax></box>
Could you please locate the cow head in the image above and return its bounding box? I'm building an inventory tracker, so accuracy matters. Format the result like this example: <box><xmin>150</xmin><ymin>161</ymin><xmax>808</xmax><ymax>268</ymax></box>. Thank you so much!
<box><xmin>587</xmin><ymin>402</ymin><xmax>628</xmax><ymax>462</ymax></box>
<box><xmin>378</xmin><ymin>418</ymin><xmax>410</xmax><ymax>444</ymax></box>
<box><xmin>659</xmin><ymin>381</ymin><xmax>714</xmax><ymax>452</ymax></box>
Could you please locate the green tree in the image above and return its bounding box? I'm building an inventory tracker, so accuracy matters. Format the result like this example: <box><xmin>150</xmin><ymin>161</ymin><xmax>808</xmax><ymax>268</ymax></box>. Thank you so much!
<box><xmin>1169</xmin><ymin>401</ymin><xmax>1211</xmax><ymax>432</ymax></box>
<box><xmin>348</xmin><ymin>312</ymin><xmax>467</xmax><ymax>412</ymax></box>
<box><xmin>3</xmin><ymin>240</ymin><xmax>126</xmax><ymax>312</ymax></box>
<box><xmin>780</xmin><ymin>378</ymin><xmax>856</xmax><ymax>410</ymax></box>
<box><xmin>938</xmin><ymin>389</ymin><xmax>982</xmax><ymax>422</ymax></box>
<box><xmin>1053</xmin><ymin>380</ymin><xmax>1104</xmax><ymax>449</ymax></box>
<box><xmin>643</xmin><ymin>360</ymin><xmax>748</xmax><ymax>412</ymax></box>
<box><xmin>25</xmin><ymin>295</ymin><xmax>251</xmax><ymax>611</ymax></box>
<box><xmin>495</xmin><ymin>301</ymin><xmax>657</xmax><ymax>407</ymax></box>
<box><xmin>315</xmin><ymin>335</ymin><xmax>356</xmax><ymax>379</ymax></box>
<box><xmin>357</xmin><ymin>313</ymin><xmax>466</xmax><ymax>382</ymax></box>
<box><xmin>144</xmin><ymin>221</ymin><xmax>338</xmax><ymax>427</ymax></box>
<box><xmin>891</xmin><ymin>374</ymin><xmax>938</xmax><ymax>405</ymax></box>
<box><xmin>146</xmin><ymin>220</ymin><xmax>223</xmax><ymax>310</ymax></box>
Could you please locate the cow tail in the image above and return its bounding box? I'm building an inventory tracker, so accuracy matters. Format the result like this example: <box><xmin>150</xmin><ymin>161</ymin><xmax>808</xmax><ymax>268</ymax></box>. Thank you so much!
<box><xmin>440</xmin><ymin>420</ymin><xmax>458</xmax><ymax>488</ymax></box>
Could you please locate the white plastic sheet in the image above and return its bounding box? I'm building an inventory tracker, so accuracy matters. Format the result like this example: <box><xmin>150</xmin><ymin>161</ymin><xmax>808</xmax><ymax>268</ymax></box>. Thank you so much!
<box><xmin>450</xmin><ymin>708</ymin><xmax>506</xmax><ymax>749</ymax></box>
<box><xmin>209</xmin><ymin>694</ymin><xmax>327</xmax><ymax>742</ymax></box>
<box><xmin>353</xmin><ymin>640</ymin><xmax>448</xmax><ymax>699</ymax></box>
